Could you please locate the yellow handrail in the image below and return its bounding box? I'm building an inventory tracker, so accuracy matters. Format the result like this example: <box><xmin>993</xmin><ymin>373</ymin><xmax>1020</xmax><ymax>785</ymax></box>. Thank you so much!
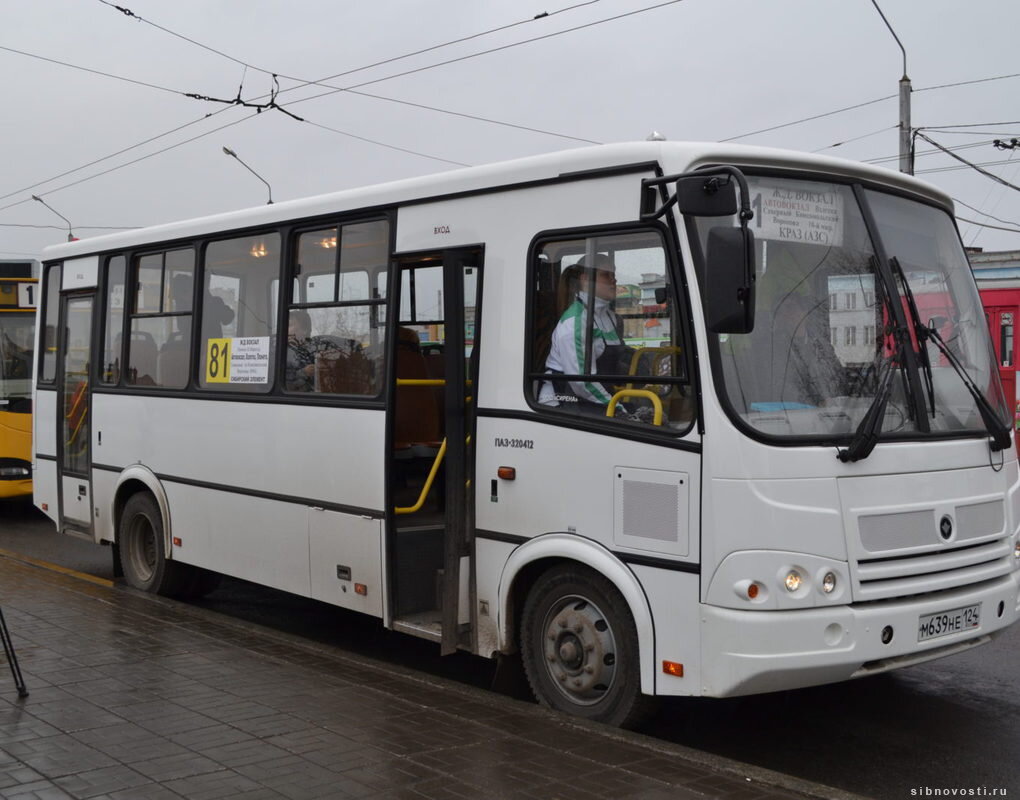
<box><xmin>626</xmin><ymin>346</ymin><xmax>682</xmax><ymax>390</ymax></box>
<box><xmin>396</xmin><ymin>378</ymin><xmax>445</xmax><ymax>387</ymax></box>
<box><xmin>395</xmin><ymin>439</ymin><xmax>447</xmax><ymax>515</ymax></box>
<box><xmin>606</xmin><ymin>389</ymin><xmax>664</xmax><ymax>426</ymax></box>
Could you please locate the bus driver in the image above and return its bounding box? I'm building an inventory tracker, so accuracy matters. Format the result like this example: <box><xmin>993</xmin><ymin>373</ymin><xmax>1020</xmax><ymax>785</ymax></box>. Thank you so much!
<box><xmin>539</xmin><ymin>254</ymin><xmax>632</xmax><ymax>414</ymax></box>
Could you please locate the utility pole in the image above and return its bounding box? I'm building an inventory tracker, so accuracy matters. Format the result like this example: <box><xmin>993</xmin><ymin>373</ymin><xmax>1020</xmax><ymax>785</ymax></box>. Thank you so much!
<box><xmin>871</xmin><ymin>1</ymin><xmax>913</xmax><ymax>174</ymax></box>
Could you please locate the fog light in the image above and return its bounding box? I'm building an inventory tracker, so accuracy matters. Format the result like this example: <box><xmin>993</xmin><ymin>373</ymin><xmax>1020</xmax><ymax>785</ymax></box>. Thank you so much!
<box><xmin>784</xmin><ymin>570</ymin><xmax>803</xmax><ymax>593</ymax></box>
<box><xmin>822</xmin><ymin>572</ymin><xmax>837</xmax><ymax>594</ymax></box>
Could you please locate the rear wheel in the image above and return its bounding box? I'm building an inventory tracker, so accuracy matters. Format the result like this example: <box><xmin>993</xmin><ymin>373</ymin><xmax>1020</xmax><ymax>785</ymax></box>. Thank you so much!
<box><xmin>520</xmin><ymin>565</ymin><xmax>655</xmax><ymax>728</ymax></box>
<box><xmin>119</xmin><ymin>492</ymin><xmax>191</xmax><ymax>597</ymax></box>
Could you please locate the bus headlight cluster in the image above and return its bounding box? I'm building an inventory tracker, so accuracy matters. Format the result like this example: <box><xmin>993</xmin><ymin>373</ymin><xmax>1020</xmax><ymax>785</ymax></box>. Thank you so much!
<box><xmin>0</xmin><ymin>465</ymin><xmax>30</xmax><ymax>479</ymax></box>
<box><xmin>715</xmin><ymin>552</ymin><xmax>849</xmax><ymax>610</ymax></box>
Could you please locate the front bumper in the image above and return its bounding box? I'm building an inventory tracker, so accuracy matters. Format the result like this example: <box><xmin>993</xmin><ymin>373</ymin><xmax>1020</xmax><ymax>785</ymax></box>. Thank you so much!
<box><xmin>698</xmin><ymin>571</ymin><xmax>1020</xmax><ymax>697</ymax></box>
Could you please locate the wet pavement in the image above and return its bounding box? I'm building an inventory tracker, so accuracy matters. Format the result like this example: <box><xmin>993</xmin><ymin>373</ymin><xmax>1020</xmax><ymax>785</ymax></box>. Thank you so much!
<box><xmin>0</xmin><ymin>552</ymin><xmax>850</xmax><ymax>800</ymax></box>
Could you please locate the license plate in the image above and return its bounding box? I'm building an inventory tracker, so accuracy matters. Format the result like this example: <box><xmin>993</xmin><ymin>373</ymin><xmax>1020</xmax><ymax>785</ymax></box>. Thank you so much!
<box><xmin>917</xmin><ymin>603</ymin><xmax>981</xmax><ymax>642</ymax></box>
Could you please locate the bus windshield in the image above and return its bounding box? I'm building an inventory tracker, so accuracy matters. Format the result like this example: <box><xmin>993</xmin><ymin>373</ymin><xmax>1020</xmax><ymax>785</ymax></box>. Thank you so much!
<box><xmin>697</xmin><ymin>175</ymin><xmax>1007</xmax><ymax>442</ymax></box>
<box><xmin>0</xmin><ymin>312</ymin><xmax>34</xmax><ymax>412</ymax></box>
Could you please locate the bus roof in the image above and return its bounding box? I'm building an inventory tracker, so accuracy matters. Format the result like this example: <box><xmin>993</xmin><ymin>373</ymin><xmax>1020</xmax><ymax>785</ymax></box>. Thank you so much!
<box><xmin>40</xmin><ymin>141</ymin><xmax>952</xmax><ymax>262</ymax></box>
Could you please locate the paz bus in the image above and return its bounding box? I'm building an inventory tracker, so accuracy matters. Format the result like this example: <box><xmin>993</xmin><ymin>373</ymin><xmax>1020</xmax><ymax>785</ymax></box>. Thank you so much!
<box><xmin>0</xmin><ymin>259</ymin><xmax>38</xmax><ymax>499</ymax></box>
<box><xmin>32</xmin><ymin>142</ymin><xmax>1020</xmax><ymax>727</ymax></box>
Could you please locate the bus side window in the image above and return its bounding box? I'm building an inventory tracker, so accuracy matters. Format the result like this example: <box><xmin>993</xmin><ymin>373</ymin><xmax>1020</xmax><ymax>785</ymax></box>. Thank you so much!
<box><xmin>198</xmin><ymin>233</ymin><xmax>280</xmax><ymax>393</ymax></box>
<box><xmin>126</xmin><ymin>249</ymin><xmax>193</xmax><ymax>389</ymax></box>
<box><xmin>285</xmin><ymin>220</ymin><xmax>388</xmax><ymax>396</ymax></box>
<box><xmin>39</xmin><ymin>264</ymin><xmax>61</xmax><ymax>384</ymax></box>
<box><xmin>101</xmin><ymin>256</ymin><xmax>125</xmax><ymax>384</ymax></box>
<box><xmin>528</xmin><ymin>230</ymin><xmax>693</xmax><ymax>430</ymax></box>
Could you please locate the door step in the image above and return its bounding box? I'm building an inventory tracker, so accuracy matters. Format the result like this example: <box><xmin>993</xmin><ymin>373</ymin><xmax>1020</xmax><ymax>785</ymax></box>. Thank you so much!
<box><xmin>392</xmin><ymin>611</ymin><xmax>442</xmax><ymax>642</ymax></box>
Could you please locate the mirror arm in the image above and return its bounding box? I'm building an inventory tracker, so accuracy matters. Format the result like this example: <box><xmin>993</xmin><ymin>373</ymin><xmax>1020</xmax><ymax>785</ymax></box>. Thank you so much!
<box><xmin>640</xmin><ymin>166</ymin><xmax>755</xmax><ymax>226</ymax></box>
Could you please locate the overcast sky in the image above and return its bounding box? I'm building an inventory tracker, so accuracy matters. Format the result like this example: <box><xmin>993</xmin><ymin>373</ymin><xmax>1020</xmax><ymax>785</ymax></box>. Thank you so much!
<box><xmin>3</xmin><ymin>0</ymin><xmax>1019</xmax><ymax>261</ymax></box>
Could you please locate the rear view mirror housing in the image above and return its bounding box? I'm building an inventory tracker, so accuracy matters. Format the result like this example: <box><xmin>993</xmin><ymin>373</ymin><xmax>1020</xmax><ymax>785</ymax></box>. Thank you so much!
<box><xmin>675</xmin><ymin>176</ymin><xmax>739</xmax><ymax>217</ymax></box>
<box><xmin>705</xmin><ymin>227</ymin><xmax>755</xmax><ymax>334</ymax></box>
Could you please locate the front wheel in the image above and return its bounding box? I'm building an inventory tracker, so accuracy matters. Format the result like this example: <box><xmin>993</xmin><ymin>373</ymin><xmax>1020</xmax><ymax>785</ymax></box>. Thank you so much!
<box><xmin>520</xmin><ymin>565</ymin><xmax>655</xmax><ymax>728</ymax></box>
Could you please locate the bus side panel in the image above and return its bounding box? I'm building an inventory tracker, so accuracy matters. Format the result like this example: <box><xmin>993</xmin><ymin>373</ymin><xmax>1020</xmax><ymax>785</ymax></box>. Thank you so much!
<box><xmin>309</xmin><ymin>510</ymin><xmax>383</xmax><ymax>617</ymax></box>
<box><xmin>168</xmin><ymin>483</ymin><xmax>311</xmax><ymax>597</ymax></box>
<box><xmin>92</xmin><ymin>394</ymin><xmax>387</xmax><ymax>599</ymax></box>
<box><xmin>475</xmin><ymin>417</ymin><xmax>701</xmax><ymax>567</ymax></box>
<box><xmin>629</xmin><ymin>565</ymin><xmax>702</xmax><ymax>695</ymax></box>
<box><xmin>92</xmin><ymin>395</ymin><xmax>387</xmax><ymax>511</ymax></box>
<box><xmin>32</xmin><ymin>388</ymin><xmax>59</xmax><ymax>522</ymax></box>
<box><xmin>91</xmin><ymin>468</ymin><xmax>117</xmax><ymax>543</ymax></box>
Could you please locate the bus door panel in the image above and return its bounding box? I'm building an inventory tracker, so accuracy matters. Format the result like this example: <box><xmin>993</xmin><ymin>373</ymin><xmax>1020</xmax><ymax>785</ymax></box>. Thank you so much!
<box><xmin>389</xmin><ymin>247</ymin><xmax>482</xmax><ymax>655</ymax></box>
<box><xmin>57</xmin><ymin>292</ymin><xmax>95</xmax><ymax>534</ymax></box>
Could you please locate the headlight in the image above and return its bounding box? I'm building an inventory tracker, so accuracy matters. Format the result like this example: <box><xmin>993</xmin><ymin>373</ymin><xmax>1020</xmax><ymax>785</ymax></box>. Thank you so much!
<box><xmin>784</xmin><ymin>570</ymin><xmax>803</xmax><ymax>593</ymax></box>
<box><xmin>822</xmin><ymin>571</ymin><xmax>838</xmax><ymax>594</ymax></box>
<box><xmin>0</xmin><ymin>466</ymin><xmax>30</xmax><ymax>478</ymax></box>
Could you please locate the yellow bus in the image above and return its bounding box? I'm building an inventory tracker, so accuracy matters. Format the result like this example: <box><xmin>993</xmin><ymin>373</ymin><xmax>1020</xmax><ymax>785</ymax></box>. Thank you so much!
<box><xmin>0</xmin><ymin>260</ymin><xmax>38</xmax><ymax>499</ymax></box>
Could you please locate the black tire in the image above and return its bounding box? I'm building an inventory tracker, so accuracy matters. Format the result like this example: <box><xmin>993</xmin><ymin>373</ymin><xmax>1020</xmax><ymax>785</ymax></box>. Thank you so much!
<box><xmin>520</xmin><ymin>565</ymin><xmax>655</xmax><ymax>728</ymax></box>
<box><xmin>119</xmin><ymin>492</ymin><xmax>191</xmax><ymax>597</ymax></box>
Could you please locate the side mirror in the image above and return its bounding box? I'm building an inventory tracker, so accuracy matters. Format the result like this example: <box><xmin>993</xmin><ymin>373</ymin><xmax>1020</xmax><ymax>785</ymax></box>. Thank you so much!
<box><xmin>676</xmin><ymin>176</ymin><xmax>739</xmax><ymax>217</ymax></box>
<box><xmin>654</xmin><ymin>287</ymin><xmax>668</xmax><ymax>305</ymax></box>
<box><xmin>705</xmin><ymin>226</ymin><xmax>755</xmax><ymax>334</ymax></box>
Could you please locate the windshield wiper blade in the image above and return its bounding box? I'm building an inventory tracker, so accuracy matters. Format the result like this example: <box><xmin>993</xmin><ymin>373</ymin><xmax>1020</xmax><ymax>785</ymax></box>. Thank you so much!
<box><xmin>924</xmin><ymin>324</ymin><xmax>1012</xmax><ymax>451</ymax></box>
<box><xmin>891</xmin><ymin>257</ymin><xmax>936</xmax><ymax>419</ymax></box>
<box><xmin>838</xmin><ymin>359</ymin><xmax>895</xmax><ymax>462</ymax></box>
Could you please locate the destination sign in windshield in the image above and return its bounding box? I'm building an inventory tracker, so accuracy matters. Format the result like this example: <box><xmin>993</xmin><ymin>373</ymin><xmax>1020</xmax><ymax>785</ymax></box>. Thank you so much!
<box><xmin>749</xmin><ymin>180</ymin><xmax>845</xmax><ymax>247</ymax></box>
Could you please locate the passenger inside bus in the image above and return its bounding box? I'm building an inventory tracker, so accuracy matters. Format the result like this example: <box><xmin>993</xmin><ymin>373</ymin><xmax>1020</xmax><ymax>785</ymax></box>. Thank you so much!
<box><xmin>285</xmin><ymin>309</ymin><xmax>320</xmax><ymax>392</ymax></box>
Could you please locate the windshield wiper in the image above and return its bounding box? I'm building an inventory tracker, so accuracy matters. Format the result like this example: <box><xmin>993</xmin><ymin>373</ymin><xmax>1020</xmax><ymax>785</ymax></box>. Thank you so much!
<box><xmin>837</xmin><ymin>358</ymin><xmax>896</xmax><ymax>462</ymax></box>
<box><xmin>922</xmin><ymin>321</ymin><xmax>1011</xmax><ymax>451</ymax></box>
<box><xmin>891</xmin><ymin>258</ymin><xmax>936</xmax><ymax>418</ymax></box>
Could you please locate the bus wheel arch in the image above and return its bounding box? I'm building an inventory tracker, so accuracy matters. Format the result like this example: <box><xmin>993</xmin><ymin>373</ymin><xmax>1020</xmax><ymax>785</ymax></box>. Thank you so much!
<box><xmin>498</xmin><ymin>535</ymin><xmax>657</xmax><ymax>726</ymax></box>
<box><xmin>112</xmin><ymin>470</ymin><xmax>215</xmax><ymax>598</ymax></box>
<box><xmin>113</xmin><ymin>467</ymin><xmax>172</xmax><ymax>556</ymax></box>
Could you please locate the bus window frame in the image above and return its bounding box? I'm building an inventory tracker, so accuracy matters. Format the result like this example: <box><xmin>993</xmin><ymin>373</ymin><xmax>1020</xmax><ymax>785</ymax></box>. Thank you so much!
<box><xmin>37</xmin><ymin>263</ymin><xmax>63</xmax><ymax>386</ymax></box>
<box><xmin>283</xmin><ymin>215</ymin><xmax>391</xmax><ymax>399</ymax></box>
<box><xmin>523</xmin><ymin>219</ymin><xmax>697</xmax><ymax>441</ymax></box>
<box><xmin>124</xmin><ymin>246</ymin><xmax>196</xmax><ymax>390</ymax></box>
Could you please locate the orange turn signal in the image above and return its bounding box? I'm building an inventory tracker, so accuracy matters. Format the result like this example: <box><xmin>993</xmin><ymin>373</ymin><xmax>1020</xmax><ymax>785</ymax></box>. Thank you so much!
<box><xmin>172</xmin><ymin>537</ymin><xmax>182</xmax><ymax>547</ymax></box>
<box><xmin>497</xmin><ymin>466</ymin><xmax>516</xmax><ymax>480</ymax></box>
<box><xmin>354</xmin><ymin>583</ymin><xmax>368</xmax><ymax>596</ymax></box>
<box><xmin>662</xmin><ymin>660</ymin><xmax>684</xmax><ymax>677</ymax></box>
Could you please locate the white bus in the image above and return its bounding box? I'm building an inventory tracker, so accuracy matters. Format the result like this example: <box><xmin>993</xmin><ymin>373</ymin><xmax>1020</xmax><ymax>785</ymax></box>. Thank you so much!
<box><xmin>33</xmin><ymin>142</ymin><xmax>1020</xmax><ymax>727</ymax></box>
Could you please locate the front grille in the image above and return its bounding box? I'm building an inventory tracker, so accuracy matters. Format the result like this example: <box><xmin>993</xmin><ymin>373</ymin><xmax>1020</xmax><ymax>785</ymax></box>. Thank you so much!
<box><xmin>853</xmin><ymin>538</ymin><xmax>1014</xmax><ymax>602</ymax></box>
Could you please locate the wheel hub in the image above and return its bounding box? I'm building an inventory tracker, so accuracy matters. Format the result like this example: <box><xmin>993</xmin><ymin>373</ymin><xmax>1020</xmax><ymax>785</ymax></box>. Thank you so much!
<box><xmin>541</xmin><ymin>595</ymin><xmax>617</xmax><ymax>705</ymax></box>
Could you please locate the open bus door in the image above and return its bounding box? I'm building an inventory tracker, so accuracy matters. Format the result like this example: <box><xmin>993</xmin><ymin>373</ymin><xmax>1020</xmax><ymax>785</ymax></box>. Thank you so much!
<box><xmin>985</xmin><ymin>304</ymin><xmax>1018</xmax><ymax>442</ymax></box>
<box><xmin>56</xmin><ymin>292</ymin><xmax>95</xmax><ymax>536</ymax></box>
<box><xmin>389</xmin><ymin>247</ymin><xmax>482</xmax><ymax>654</ymax></box>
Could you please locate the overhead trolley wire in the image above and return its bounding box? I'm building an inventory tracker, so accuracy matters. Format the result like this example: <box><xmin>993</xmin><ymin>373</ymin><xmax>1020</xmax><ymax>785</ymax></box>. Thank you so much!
<box><xmin>915</xmin><ymin>132</ymin><xmax>1020</xmax><ymax>192</ymax></box>
<box><xmin>94</xmin><ymin>0</ymin><xmax>610</xmax><ymax>144</ymax></box>
<box><xmin>953</xmin><ymin>196</ymin><xmax>1020</xmax><ymax>228</ymax></box>
<box><xmin>2</xmin><ymin>0</ymin><xmax>644</xmax><ymax>208</ymax></box>
<box><xmin>0</xmin><ymin>111</ymin><xmax>256</xmax><ymax>215</ymax></box>
<box><xmin>0</xmin><ymin>43</ymin><xmax>183</xmax><ymax>95</ymax></box>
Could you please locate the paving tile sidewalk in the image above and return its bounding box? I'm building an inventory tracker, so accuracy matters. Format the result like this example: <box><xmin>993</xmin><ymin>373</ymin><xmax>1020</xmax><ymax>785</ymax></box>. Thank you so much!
<box><xmin>0</xmin><ymin>556</ymin><xmax>842</xmax><ymax>800</ymax></box>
